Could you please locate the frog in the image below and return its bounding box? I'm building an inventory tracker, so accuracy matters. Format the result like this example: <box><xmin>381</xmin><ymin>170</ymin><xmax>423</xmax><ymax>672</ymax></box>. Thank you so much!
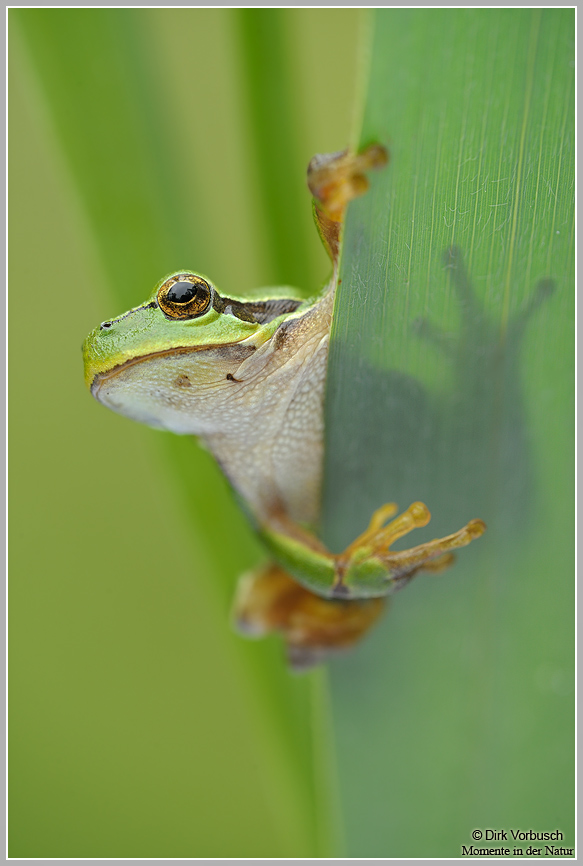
<box><xmin>83</xmin><ymin>145</ymin><xmax>486</xmax><ymax>670</ymax></box>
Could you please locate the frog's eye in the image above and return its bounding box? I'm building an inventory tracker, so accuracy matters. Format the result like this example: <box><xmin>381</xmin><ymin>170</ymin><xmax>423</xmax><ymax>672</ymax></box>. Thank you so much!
<box><xmin>157</xmin><ymin>274</ymin><xmax>212</xmax><ymax>320</ymax></box>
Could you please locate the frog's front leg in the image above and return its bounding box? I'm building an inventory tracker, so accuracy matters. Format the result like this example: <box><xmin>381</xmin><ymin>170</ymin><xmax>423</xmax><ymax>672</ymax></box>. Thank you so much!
<box><xmin>259</xmin><ymin>502</ymin><xmax>486</xmax><ymax>600</ymax></box>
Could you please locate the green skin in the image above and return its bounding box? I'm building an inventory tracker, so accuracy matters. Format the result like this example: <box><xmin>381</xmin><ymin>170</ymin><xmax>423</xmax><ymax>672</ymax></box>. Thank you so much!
<box><xmin>83</xmin><ymin>265</ymin><xmax>485</xmax><ymax>601</ymax></box>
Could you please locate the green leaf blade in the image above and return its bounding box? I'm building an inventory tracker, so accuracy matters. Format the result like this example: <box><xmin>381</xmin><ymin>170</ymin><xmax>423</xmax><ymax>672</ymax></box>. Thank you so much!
<box><xmin>324</xmin><ymin>9</ymin><xmax>574</xmax><ymax>856</ymax></box>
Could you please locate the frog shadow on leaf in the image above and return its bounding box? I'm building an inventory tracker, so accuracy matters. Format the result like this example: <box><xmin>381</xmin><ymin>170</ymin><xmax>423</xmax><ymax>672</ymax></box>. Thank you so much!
<box><xmin>330</xmin><ymin>247</ymin><xmax>555</xmax><ymax>545</ymax></box>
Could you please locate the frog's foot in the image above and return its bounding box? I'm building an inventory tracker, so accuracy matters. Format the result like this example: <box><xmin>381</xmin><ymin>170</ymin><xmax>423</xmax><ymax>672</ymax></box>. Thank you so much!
<box><xmin>333</xmin><ymin>502</ymin><xmax>486</xmax><ymax>598</ymax></box>
<box><xmin>232</xmin><ymin>562</ymin><xmax>386</xmax><ymax>672</ymax></box>
<box><xmin>307</xmin><ymin>144</ymin><xmax>388</xmax><ymax>263</ymax></box>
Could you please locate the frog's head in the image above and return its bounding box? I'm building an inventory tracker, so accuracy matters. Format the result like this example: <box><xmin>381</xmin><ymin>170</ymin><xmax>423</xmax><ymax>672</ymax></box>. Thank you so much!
<box><xmin>83</xmin><ymin>271</ymin><xmax>303</xmax><ymax>434</ymax></box>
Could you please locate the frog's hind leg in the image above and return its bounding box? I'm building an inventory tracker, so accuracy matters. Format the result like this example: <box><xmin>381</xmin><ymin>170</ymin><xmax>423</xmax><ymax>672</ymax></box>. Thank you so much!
<box><xmin>307</xmin><ymin>145</ymin><xmax>388</xmax><ymax>265</ymax></box>
<box><xmin>232</xmin><ymin>562</ymin><xmax>385</xmax><ymax>671</ymax></box>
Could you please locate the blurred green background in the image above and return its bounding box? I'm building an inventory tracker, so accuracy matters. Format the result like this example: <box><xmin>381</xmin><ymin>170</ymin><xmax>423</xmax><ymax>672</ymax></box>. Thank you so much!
<box><xmin>9</xmin><ymin>8</ymin><xmax>574</xmax><ymax>858</ymax></box>
<box><xmin>9</xmin><ymin>9</ymin><xmax>360</xmax><ymax>857</ymax></box>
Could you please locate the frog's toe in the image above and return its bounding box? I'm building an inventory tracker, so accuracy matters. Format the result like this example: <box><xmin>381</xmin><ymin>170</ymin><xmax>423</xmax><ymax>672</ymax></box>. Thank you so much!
<box><xmin>417</xmin><ymin>551</ymin><xmax>456</xmax><ymax>573</ymax></box>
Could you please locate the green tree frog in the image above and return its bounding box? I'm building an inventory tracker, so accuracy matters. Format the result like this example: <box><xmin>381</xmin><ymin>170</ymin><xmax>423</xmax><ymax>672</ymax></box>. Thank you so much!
<box><xmin>83</xmin><ymin>146</ymin><xmax>485</xmax><ymax>669</ymax></box>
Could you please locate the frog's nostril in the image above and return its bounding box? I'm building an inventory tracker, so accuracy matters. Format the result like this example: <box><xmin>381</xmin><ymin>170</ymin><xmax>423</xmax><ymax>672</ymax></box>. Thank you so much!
<box><xmin>100</xmin><ymin>321</ymin><xmax>113</xmax><ymax>330</ymax></box>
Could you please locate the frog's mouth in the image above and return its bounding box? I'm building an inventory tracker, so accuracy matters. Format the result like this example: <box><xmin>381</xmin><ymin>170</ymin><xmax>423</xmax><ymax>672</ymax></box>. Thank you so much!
<box><xmin>90</xmin><ymin>341</ymin><xmax>257</xmax><ymax>397</ymax></box>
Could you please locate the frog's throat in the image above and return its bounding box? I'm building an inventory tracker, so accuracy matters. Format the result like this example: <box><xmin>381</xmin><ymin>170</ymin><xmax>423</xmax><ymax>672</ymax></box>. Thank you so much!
<box><xmin>89</xmin><ymin>339</ymin><xmax>255</xmax><ymax>397</ymax></box>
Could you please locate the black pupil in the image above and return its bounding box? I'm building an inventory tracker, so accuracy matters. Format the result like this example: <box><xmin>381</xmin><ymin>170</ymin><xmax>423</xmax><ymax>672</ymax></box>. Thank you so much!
<box><xmin>167</xmin><ymin>280</ymin><xmax>203</xmax><ymax>304</ymax></box>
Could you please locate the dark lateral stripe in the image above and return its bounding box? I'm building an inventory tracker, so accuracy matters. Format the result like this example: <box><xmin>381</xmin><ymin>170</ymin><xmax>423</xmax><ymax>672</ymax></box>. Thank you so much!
<box><xmin>107</xmin><ymin>294</ymin><xmax>301</xmax><ymax>329</ymax></box>
<box><xmin>212</xmin><ymin>293</ymin><xmax>302</xmax><ymax>324</ymax></box>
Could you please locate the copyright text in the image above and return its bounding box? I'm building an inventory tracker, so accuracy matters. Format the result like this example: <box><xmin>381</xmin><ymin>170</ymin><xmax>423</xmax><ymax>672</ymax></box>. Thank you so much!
<box><xmin>462</xmin><ymin>829</ymin><xmax>572</xmax><ymax>857</ymax></box>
